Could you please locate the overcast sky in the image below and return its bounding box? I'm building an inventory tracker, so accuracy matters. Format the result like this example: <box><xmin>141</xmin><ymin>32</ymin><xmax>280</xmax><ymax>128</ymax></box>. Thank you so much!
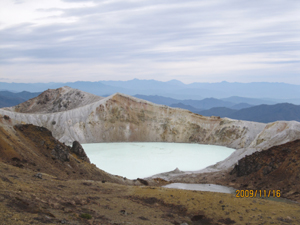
<box><xmin>0</xmin><ymin>0</ymin><xmax>299</xmax><ymax>84</ymax></box>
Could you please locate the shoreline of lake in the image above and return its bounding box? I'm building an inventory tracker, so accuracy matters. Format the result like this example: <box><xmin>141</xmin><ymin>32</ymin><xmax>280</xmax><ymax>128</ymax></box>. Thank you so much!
<box><xmin>83</xmin><ymin>142</ymin><xmax>235</xmax><ymax>179</ymax></box>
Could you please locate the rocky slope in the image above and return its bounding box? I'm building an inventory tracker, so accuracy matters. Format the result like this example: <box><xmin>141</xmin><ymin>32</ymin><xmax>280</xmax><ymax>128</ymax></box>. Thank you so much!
<box><xmin>2</xmin><ymin>119</ymin><xmax>300</xmax><ymax>224</ymax></box>
<box><xmin>3</xmin><ymin>86</ymin><xmax>103</xmax><ymax>113</ymax></box>
<box><xmin>229</xmin><ymin>139</ymin><xmax>300</xmax><ymax>202</ymax></box>
<box><xmin>0</xmin><ymin>118</ymin><xmax>130</xmax><ymax>183</ymax></box>
<box><xmin>159</xmin><ymin>139</ymin><xmax>300</xmax><ymax>203</ymax></box>
<box><xmin>1</xmin><ymin>87</ymin><xmax>300</xmax><ymax>172</ymax></box>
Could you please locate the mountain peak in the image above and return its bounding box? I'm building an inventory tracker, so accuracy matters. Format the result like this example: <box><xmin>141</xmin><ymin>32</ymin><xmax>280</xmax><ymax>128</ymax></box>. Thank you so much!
<box><xmin>3</xmin><ymin>87</ymin><xmax>103</xmax><ymax>114</ymax></box>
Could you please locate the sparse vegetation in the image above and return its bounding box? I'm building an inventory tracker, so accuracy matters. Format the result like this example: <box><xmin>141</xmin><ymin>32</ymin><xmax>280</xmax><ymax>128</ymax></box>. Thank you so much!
<box><xmin>80</xmin><ymin>213</ymin><xmax>92</xmax><ymax>219</ymax></box>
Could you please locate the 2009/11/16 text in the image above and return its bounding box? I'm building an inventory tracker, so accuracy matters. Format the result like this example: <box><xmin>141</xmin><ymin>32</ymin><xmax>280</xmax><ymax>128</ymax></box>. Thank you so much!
<box><xmin>236</xmin><ymin>190</ymin><xmax>280</xmax><ymax>198</ymax></box>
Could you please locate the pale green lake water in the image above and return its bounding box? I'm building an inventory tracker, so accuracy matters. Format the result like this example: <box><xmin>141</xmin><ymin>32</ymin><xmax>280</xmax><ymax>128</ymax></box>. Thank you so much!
<box><xmin>83</xmin><ymin>142</ymin><xmax>235</xmax><ymax>179</ymax></box>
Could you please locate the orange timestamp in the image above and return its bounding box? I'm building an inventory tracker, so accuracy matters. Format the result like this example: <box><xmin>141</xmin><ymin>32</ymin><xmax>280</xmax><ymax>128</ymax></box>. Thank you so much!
<box><xmin>235</xmin><ymin>190</ymin><xmax>281</xmax><ymax>198</ymax></box>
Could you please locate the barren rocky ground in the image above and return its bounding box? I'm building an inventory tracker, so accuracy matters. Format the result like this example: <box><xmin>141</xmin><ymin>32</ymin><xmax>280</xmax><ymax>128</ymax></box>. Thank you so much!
<box><xmin>1</xmin><ymin>156</ymin><xmax>300</xmax><ymax>225</ymax></box>
<box><xmin>157</xmin><ymin>139</ymin><xmax>300</xmax><ymax>204</ymax></box>
<box><xmin>1</xmin><ymin>87</ymin><xmax>300</xmax><ymax>224</ymax></box>
<box><xmin>0</xmin><ymin>119</ymin><xmax>300</xmax><ymax>224</ymax></box>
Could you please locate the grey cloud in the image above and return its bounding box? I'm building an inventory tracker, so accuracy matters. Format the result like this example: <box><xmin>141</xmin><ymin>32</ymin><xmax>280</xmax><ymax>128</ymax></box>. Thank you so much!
<box><xmin>258</xmin><ymin>60</ymin><xmax>300</xmax><ymax>64</ymax></box>
<box><xmin>14</xmin><ymin>0</ymin><xmax>24</xmax><ymax>4</ymax></box>
<box><xmin>1</xmin><ymin>0</ymin><xmax>299</xmax><ymax>67</ymax></box>
<box><xmin>35</xmin><ymin>8</ymin><xmax>64</xmax><ymax>12</ymax></box>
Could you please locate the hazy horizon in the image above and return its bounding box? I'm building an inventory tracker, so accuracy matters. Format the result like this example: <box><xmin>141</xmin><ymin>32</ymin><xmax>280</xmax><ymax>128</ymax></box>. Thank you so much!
<box><xmin>1</xmin><ymin>78</ymin><xmax>299</xmax><ymax>86</ymax></box>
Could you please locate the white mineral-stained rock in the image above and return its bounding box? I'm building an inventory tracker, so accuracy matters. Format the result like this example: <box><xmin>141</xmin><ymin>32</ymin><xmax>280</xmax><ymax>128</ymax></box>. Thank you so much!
<box><xmin>1</xmin><ymin>88</ymin><xmax>300</xmax><ymax>175</ymax></box>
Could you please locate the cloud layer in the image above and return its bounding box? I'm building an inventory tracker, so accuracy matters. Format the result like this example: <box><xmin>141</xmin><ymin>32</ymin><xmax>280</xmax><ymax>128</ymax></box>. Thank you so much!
<box><xmin>0</xmin><ymin>0</ymin><xmax>299</xmax><ymax>83</ymax></box>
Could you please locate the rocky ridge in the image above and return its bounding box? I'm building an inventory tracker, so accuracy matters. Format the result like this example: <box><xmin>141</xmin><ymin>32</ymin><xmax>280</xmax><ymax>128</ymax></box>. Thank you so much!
<box><xmin>1</xmin><ymin>87</ymin><xmax>300</xmax><ymax>173</ymax></box>
<box><xmin>3</xmin><ymin>86</ymin><xmax>103</xmax><ymax>113</ymax></box>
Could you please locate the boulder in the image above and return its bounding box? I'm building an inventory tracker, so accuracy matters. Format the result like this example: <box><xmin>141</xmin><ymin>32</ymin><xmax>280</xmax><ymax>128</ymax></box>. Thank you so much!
<box><xmin>70</xmin><ymin>141</ymin><xmax>90</xmax><ymax>163</ymax></box>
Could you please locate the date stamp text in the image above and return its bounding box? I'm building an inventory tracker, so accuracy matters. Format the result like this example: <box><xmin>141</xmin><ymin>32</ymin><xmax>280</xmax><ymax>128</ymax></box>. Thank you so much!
<box><xmin>235</xmin><ymin>190</ymin><xmax>281</xmax><ymax>198</ymax></box>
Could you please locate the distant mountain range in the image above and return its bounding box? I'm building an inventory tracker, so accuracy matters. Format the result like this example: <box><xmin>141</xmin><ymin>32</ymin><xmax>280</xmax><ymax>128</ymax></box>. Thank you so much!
<box><xmin>0</xmin><ymin>91</ymin><xmax>41</xmax><ymax>108</ymax></box>
<box><xmin>220</xmin><ymin>96</ymin><xmax>276</xmax><ymax>105</ymax></box>
<box><xmin>199</xmin><ymin>107</ymin><xmax>237</xmax><ymax>118</ymax></box>
<box><xmin>1</xmin><ymin>88</ymin><xmax>300</xmax><ymax>123</ymax></box>
<box><xmin>199</xmin><ymin>103</ymin><xmax>300</xmax><ymax>123</ymax></box>
<box><xmin>134</xmin><ymin>95</ymin><xmax>257</xmax><ymax>110</ymax></box>
<box><xmin>1</xmin><ymin>79</ymin><xmax>300</xmax><ymax>102</ymax></box>
<box><xmin>133</xmin><ymin>94</ymin><xmax>300</xmax><ymax>123</ymax></box>
<box><xmin>134</xmin><ymin>94</ymin><xmax>252</xmax><ymax>110</ymax></box>
<box><xmin>230</xmin><ymin>103</ymin><xmax>300</xmax><ymax>123</ymax></box>
<box><xmin>230</xmin><ymin>103</ymin><xmax>254</xmax><ymax>110</ymax></box>
<box><xmin>169</xmin><ymin>103</ymin><xmax>203</xmax><ymax>112</ymax></box>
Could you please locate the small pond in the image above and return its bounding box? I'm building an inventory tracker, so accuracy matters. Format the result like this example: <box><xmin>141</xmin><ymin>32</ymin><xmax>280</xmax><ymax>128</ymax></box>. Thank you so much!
<box><xmin>163</xmin><ymin>183</ymin><xmax>236</xmax><ymax>194</ymax></box>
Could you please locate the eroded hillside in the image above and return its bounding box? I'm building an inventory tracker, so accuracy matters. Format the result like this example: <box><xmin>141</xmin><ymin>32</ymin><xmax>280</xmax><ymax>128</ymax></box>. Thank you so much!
<box><xmin>1</xmin><ymin>119</ymin><xmax>300</xmax><ymax>225</ymax></box>
<box><xmin>154</xmin><ymin>139</ymin><xmax>300</xmax><ymax>203</ymax></box>
<box><xmin>1</xmin><ymin>87</ymin><xmax>300</xmax><ymax>172</ymax></box>
<box><xmin>0</xmin><ymin>118</ymin><xmax>128</xmax><ymax>183</ymax></box>
<box><xmin>229</xmin><ymin>139</ymin><xmax>300</xmax><ymax>202</ymax></box>
<box><xmin>3</xmin><ymin>86</ymin><xmax>103</xmax><ymax>113</ymax></box>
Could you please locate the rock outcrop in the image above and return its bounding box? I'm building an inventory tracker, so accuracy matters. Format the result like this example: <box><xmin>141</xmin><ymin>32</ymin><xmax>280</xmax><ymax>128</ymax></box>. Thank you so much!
<box><xmin>229</xmin><ymin>139</ymin><xmax>300</xmax><ymax>202</ymax></box>
<box><xmin>51</xmin><ymin>144</ymin><xmax>70</xmax><ymax>162</ymax></box>
<box><xmin>1</xmin><ymin>87</ymin><xmax>300</xmax><ymax>173</ymax></box>
<box><xmin>0</xmin><ymin>121</ymin><xmax>130</xmax><ymax>183</ymax></box>
<box><xmin>70</xmin><ymin>141</ymin><xmax>90</xmax><ymax>163</ymax></box>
